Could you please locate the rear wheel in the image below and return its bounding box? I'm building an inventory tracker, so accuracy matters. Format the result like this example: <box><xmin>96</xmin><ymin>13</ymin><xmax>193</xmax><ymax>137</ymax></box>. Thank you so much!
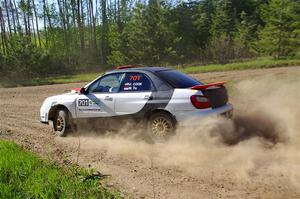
<box><xmin>147</xmin><ymin>112</ymin><xmax>175</xmax><ymax>142</ymax></box>
<box><xmin>53</xmin><ymin>109</ymin><xmax>72</xmax><ymax>137</ymax></box>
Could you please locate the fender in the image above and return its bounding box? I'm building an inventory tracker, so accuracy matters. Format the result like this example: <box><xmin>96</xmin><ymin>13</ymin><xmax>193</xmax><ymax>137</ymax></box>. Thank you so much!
<box><xmin>48</xmin><ymin>104</ymin><xmax>73</xmax><ymax>121</ymax></box>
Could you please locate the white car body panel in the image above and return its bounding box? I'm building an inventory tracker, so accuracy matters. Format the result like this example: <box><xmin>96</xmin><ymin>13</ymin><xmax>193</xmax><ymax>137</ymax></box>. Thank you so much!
<box><xmin>40</xmin><ymin>93</ymin><xmax>77</xmax><ymax>123</ymax></box>
<box><xmin>76</xmin><ymin>93</ymin><xmax>115</xmax><ymax>118</ymax></box>
<box><xmin>165</xmin><ymin>89</ymin><xmax>202</xmax><ymax>111</ymax></box>
<box><xmin>114</xmin><ymin>91</ymin><xmax>152</xmax><ymax>115</ymax></box>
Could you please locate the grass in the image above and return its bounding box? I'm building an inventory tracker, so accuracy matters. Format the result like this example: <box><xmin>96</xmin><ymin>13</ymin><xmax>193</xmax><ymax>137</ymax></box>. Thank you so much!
<box><xmin>42</xmin><ymin>73</ymin><xmax>102</xmax><ymax>84</ymax></box>
<box><xmin>1</xmin><ymin>57</ymin><xmax>300</xmax><ymax>88</ymax></box>
<box><xmin>0</xmin><ymin>140</ymin><xmax>121</xmax><ymax>199</ymax></box>
<box><xmin>0</xmin><ymin>72</ymin><xmax>101</xmax><ymax>88</ymax></box>
<box><xmin>181</xmin><ymin>58</ymin><xmax>300</xmax><ymax>74</ymax></box>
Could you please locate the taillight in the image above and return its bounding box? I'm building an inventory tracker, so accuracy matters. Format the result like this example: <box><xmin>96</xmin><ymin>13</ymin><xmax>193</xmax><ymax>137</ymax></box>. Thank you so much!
<box><xmin>190</xmin><ymin>95</ymin><xmax>211</xmax><ymax>109</ymax></box>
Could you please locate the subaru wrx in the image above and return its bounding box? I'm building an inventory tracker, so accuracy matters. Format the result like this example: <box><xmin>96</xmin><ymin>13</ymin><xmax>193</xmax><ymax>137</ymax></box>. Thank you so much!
<box><xmin>40</xmin><ymin>65</ymin><xmax>233</xmax><ymax>140</ymax></box>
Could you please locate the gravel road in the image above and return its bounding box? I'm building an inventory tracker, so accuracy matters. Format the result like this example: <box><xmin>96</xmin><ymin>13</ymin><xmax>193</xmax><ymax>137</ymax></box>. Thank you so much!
<box><xmin>1</xmin><ymin>66</ymin><xmax>300</xmax><ymax>198</ymax></box>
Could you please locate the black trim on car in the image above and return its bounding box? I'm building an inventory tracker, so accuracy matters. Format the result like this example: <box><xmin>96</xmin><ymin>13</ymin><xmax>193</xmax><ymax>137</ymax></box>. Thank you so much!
<box><xmin>40</xmin><ymin>121</ymin><xmax>49</xmax><ymax>125</ymax></box>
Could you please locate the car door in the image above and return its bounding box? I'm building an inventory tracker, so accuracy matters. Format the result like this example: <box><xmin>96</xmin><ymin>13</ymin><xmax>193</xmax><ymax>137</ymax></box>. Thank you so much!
<box><xmin>76</xmin><ymin>73</ymin><xmax>125</xmax><ymax>118</ymax></box>
<box><xmin>114</xmin><ymin>72</ymin><xmax>153</xmax><ymax>116</ymax></box>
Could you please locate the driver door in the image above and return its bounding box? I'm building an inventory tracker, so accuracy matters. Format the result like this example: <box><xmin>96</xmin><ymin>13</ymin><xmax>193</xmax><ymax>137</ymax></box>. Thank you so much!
<box><xmin>76</xmin><ymin>73</ymin><xmax>125</xmax><ymax>118</ymax></box>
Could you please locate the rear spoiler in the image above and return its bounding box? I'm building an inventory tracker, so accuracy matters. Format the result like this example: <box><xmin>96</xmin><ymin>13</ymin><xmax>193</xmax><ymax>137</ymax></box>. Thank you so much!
<box><xmin>191</xmin><ymin>82</ymin><xmax>225</xmax><ymax>90</ymax></box>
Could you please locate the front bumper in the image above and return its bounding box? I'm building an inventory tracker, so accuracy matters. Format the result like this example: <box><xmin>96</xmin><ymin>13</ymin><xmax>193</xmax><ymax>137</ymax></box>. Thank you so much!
<box><xmin>40</xmin><ymin>113</ymin><xmax>49</xmax><ymax>124</ymax></box>
<box><xmin>40</xmin><ymin>99</ymin><xmax>52</xmax><ymax>124</ymax></box>
<box><xmin>174</xmin><ymin>103</ymin><xmax>233</xmax><ymax>124</ymax></box>
<box><xmin>40</xmin><ymin>121</ymin><xmax>49</xmax><ymax>125</ymax></box>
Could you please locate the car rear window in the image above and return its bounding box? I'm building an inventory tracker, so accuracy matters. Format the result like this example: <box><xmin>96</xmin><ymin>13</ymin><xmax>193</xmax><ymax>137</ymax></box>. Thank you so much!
<box><xmin>156</xmin><ymin>70</ymin><xmax>202</xmax><ymax>88</ymax></box>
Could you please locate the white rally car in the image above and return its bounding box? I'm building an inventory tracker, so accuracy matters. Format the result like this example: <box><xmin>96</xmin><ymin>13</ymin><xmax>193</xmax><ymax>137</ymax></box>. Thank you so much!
<box><xmin>40</xmin><ymin>65</ymin><xmax>233</xmax><ymax>140</ymax></box>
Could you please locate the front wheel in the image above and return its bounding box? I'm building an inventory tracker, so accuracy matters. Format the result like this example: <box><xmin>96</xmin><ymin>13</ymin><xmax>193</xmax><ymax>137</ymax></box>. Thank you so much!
<box><xmin>53</xmin><ymin>109</ymin><xmax>72</xmax><ymax>137</ymax></box>
<box><xmin>147</xmin><ymin>112</ymin><xmax>176</xmax><ymax>142</ymax></box>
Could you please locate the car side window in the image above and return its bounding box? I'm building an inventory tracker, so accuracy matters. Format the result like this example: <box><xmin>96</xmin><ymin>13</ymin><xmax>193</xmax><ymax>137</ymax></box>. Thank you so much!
<box><xmin>88</xmin><ymin>73</ymin><xmax>125</xmax><ymax>93</ymax></box>
<box><xmin>120</xmin><ymin>73</ymin><xmax>152</xmax><ymax>92</ymax></box>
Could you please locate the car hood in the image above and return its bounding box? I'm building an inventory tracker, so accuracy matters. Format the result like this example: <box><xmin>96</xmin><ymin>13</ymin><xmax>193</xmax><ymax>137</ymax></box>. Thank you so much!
<box><xmin>43</xmin><ymin>92</ymin><xmax>78</xmax><ymax>104</ymax></box>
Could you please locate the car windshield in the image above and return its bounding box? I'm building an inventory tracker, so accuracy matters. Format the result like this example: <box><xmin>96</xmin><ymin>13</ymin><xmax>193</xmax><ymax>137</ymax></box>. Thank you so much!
<box><xmin>88</xmin><ymin>73</ymin><xmax>125</xmax><ymax>93</ymax></box>
<box><xmin>156</xmin><ymin>69</ymin><xmax>202</xmax><ymax>88</ymax></box>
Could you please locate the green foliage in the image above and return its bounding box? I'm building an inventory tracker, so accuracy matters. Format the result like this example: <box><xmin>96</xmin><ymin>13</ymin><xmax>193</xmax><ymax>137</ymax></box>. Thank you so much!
<box><xmin>1</xmin><ymin>36</ymin><xmax>66</xmax><ymax>80</ymax></box>
<box><xmin>1</xmin><ymin>0</ymin><xmax>300</xmax><ymax>82</ymax></box>
<box><xmin>122</xmin><ymin>2</ymin><xmax>180</xmax><ymax>65</ymax></box>
<box><xmin>3</xmin><ymin>58</ymin><xmax>300</xmax><ymax>88</ymax></box>
<box><xmin>0</xmin><ymin>72</ymin><xmax>101</xmax><ymax>87</ymax></box>
<box><xmin>0</xmin><ymin>140</ymin><xmax>121</xmax><ymax>198</ymax></box>
<box><xmin>257</xmin><ymin>0</ymin><xmax>300</xmax><ymax>58</ymax></box>
<box><xmin>211</xmin><ymin>0</ymin><xmax>236</xmax><ymax>38</ymax></box>
<box><xmin>208</xmin><ymin>0</ymin><xmax>264</xmax><ymax>63</ymax></box>
<box><xmin>181</xmin><ymin>57</ymin><xmax>300</xmax><ymax>74</ymax></box>
<box><xmin>107</xmin><ymin>24</ymin><xmax>126</xmax><ymax>66</ymax></box>
<box><xmin>192</xmin><ymin>1</ymin><xmax>214</xmax><ymax>49</ymax></box>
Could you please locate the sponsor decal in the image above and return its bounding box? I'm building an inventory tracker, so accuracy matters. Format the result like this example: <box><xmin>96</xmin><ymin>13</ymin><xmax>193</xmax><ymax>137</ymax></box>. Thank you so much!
<box><xmin>78</xmin><ymin>99</ymin><xmax>101</xmax><ymax>111</ymax></box>
<box><xmin>78</xmin><ymin>108</ymin><xmax>101</xmax><ymax>112</ymax></box>
<box><xmin>133</xmin><ymin>82</ymin><xmax>142</xmax><ymax>90</ymax></box>
<box><xmin>124</xmin><ymin>86</ymin><xmax>132</xmax><ymax>91</ymax></box>
<box><xmin>133</xmin><ymin>82</ymin><xmax>142</xmax><ymax>86</ymax></box>
<box><xmin>122</xmin><ymin>77</ymin><xmax>144</xmax><ymax>91</ymax></box>
<box><xmin>89</xmin><ymin>100</ymin><xmax>96</xmax><ymax>105</ymax></box>
<box><xmin>78</xmin><ymin>99</ymin><xmax>89</xmax><ymax>106</ymax></box>
<box><xmin>78</xmin><ymin>99</ymin><xmax>99</xmax><ymax>106</ymax></box>
<box><xmin>129</xmin><ymin>75</ymin><xmax>141</xmax><ymax>81</ymax></box>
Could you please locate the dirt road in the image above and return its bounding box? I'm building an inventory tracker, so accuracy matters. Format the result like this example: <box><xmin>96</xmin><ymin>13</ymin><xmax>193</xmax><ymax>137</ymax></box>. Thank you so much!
<box><xmin>1</xmin><ymin>66</ymin><xmax>300</xmax><ymax>198</ymax></box>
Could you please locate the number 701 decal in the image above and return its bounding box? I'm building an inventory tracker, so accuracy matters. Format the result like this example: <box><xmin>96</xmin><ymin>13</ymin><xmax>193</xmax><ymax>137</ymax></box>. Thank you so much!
<box><xmin>78</xmin><ymin>99</ymin><xmax>89</xmax><ymax>106</ymax></box>
<box><xmin>129</xmin><ymin>75</ymin><xmax>141</xmax><ymax>81</ymax></box>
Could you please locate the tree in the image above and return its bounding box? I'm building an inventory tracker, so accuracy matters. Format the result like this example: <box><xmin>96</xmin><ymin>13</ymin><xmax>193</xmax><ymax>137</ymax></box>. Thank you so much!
<box><xmin>168</xmin><ymin>2</ymin><xmax>199</xmax><ymax>63</ymax></box>
<box><xmin>209</xmin><ymin>0</ymin><xmax>238</xmax><ymax>63</ymax></box>
<box><xmin>107</xmin><ymin>23</ymin><xmax>126</xmax><ymax>66</ymax></box>
<box><xmin>123</xmin><ymin>1</ymin><xmax>180</xmax><ymax>65</ymax></box>
<box><xmin>4</xmin><ymin>0</ymin><xmax>12</xmax><ymax>35</ymax></box>
<box><xmin>257</xmin><ymin>0</ymin><xmax>300</xmax><ymax>58</ymax></box>
<box><xmin>1</xmin><ymin>0</ymin><xmax>299</xmax><ymax>81</ymax></box>
<box><xmin>100</xmin><ymin>0</ymin><xmax>108</xmax><ymax>64</ymax></box>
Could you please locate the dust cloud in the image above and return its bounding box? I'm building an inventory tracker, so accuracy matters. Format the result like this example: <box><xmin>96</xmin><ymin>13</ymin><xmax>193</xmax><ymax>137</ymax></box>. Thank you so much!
<box><xmin>63</xmin><ymin>75</ymin><xmax>300</xmax><ymax>188</ymax></box>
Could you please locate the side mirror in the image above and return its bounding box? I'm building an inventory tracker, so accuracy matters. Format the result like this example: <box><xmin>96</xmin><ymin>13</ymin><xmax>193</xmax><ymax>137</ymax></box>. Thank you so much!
<box><xmin>80</xmin><ymin>87</ymin><xmax>88</xmax><ymax>94</ymax></box>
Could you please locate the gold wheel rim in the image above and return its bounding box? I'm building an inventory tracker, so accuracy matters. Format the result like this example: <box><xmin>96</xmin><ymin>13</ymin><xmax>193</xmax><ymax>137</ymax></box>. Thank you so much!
<box><xmin>56</xmin><ymin>116</ymin><xmax>64</xmax><ymax>131</ymax></box>
<box><xmin>151</xmin><ymin>117</ymin><xmax>172</xmax><ymax>137</ymax></box>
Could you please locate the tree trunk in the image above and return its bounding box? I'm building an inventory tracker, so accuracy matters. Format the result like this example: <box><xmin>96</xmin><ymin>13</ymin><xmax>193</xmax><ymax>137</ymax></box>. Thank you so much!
<box><xmin>90</xmin><ymin>0</ymin><xmax>97</xmax><ymax>50</ymax></box>
<box><xmin>27</xmin><ymin>0</ymin><xmax>31</xmax><ymax>36</ymax></box>
<box><xmin>12</xmin><ymin>0</ymin><xmax>21</xmax><ymax>34</ymax></box>
<box><xmin>57</xmin><ymin>0</ymin><xmax>68</xmax><ymax>49</ymax></box>
<box><xmin>45</xmin><ymin>0</ymin><xmax>54</xmax><ymax>48</ymax></box>
<box><xmin>77</xmin><ymin>0</ymin><xmax>84</xmax><ymax>54</ymax></box>
<box><xmin>71</xmin><ymin>0</ymin><xmax>76</xmax><ymax>27</ymax></box>
<box><xmin>32</xmin><ymin>0</ymin><xmax>41</xmax><ymax>47</ymax></box>
<box><xmin>9</xmin><ymin>0</ymin><xmax>16</xmax><ymax>34</ymax></box>
<box><xmin>101</xmin><ymin>0</ymin><xmax>108</xmax><ymax>64</ymax></box>
<box><xmin>22</xmin><ymin>1</ymin><xmax>29</xmax><ymax>36</ymax></box>
<box><xmin>4</xmin><ymin>0</ymin><xmax>12</xmax><ymax>36</ymax></box>
<box><xmin>42</xmin><ymin>0</ymin><xmax>48</xmax><ymax>47</ymax></box>
<box><xmin>0</xmin><ymin>6</ymin><xmax>7</xmax><ymax>54</ymax></box>
<box><xmin>86</xmin><ymin>0</ymin><xmax>91</xmax><ymax>46</ymax></box>
<box><xmin>29</xmin><ymin>0</ymin><xmax>37</xmax><ymax>46</ymax></box>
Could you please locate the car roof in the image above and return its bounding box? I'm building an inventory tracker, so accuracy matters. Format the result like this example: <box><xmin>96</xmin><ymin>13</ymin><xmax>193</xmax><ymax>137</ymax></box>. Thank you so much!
<box><xmin>105</xmin><ymin>66</ymin><xmax>173</xmax><ymax>74</ymax></box>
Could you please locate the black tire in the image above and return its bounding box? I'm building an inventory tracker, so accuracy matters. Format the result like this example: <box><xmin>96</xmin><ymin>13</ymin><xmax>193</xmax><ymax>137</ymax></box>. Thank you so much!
<box><xmin>53</xmin><ymin>109</ymin><xmax>72</xmax><ymax>137</ymax></box>
<box><xmin>147</xmin><ymin>112</ymin><xmax>176</xmax><ymax>142</ymax></box>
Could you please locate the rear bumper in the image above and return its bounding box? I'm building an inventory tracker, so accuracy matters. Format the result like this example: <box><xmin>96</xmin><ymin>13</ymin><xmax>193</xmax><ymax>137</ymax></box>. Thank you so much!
<box><xmin>174</xmin><ymin>103</ymin><xmax>233</xmax><ymax>123</ymax></box>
